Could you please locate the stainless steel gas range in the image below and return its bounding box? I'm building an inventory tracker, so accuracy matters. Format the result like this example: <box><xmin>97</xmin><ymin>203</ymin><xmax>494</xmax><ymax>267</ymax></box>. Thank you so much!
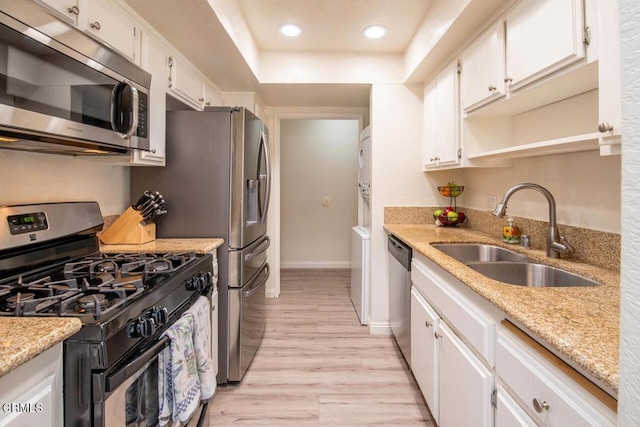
<box><xmin>0</xmin><ymin>202</ymin><xmax>215</xmax><ymax>426</ymax></box>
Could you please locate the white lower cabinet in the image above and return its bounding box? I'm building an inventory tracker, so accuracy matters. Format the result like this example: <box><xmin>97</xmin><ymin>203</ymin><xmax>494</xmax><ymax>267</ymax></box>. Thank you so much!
<box><xmin>0</xmin><ymin>343</ymin><xmax>63</xmax><ymax>427</ymax></box>
<box><xmin>495</xmin><ymin>385</ymin><xmax>538</xmax><ymax>427</ymax></box>
<box><xmin>410</xmin><ymin>285</ymin><xmax>493</xmax><ymax>427</ymax></box>
<box><xmin>439</xmin><ymin>321</ymin><xmax>494</xmax><ymax>427</ymax></box>
<box><xmin>408</xmin><ymin>250</ymin><xmax>617</xmax><ymax>427</ymax></box>
<box><xmin>496</xmin><ymin>327</ymin><xmax>617</xmax><ymax>426</ymax></box>
<box><xmin>411</xmin><ymin>287</ymin><xmax>439</xmax><ymax>421</ymax></box>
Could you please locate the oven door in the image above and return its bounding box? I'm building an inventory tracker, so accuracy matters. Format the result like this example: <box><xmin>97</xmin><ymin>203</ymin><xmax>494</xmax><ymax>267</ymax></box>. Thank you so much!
<box><xmin>100</xmin><ymin>338</ymin><xmax>207</xmax><ymax>427</ymax></box>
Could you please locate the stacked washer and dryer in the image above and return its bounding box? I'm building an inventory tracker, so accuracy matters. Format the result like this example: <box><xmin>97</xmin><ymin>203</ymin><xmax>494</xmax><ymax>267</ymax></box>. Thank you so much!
<box><xmin>350</xmin><ymin>126</ymin><xmax>371</xmax><ymax>325</ymax></box>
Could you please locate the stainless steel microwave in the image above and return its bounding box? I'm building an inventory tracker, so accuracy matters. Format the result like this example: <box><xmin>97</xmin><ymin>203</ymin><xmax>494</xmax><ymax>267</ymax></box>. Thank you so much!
<box><xmin>0</xmin><ymin>1</ymin><xmax>151</xmax><ymax>156</ymax></box>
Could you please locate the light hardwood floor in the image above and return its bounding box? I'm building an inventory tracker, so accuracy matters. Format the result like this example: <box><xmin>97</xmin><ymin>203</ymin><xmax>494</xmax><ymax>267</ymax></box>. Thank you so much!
<box><xmin>209</xmin><ymin>269</ymin><xmax>435</xmax><ymax>426</ymax></box>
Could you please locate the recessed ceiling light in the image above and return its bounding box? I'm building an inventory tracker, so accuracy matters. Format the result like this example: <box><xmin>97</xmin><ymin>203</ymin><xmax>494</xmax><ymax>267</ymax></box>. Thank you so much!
<box><xmin>280</xmin><ymin>24</ymin><xmax>302</xmax><ymax>37</ymax></box>
<box><xmin>363</xmin><ymin>25</ymin><xmax>387</xmax><ymax>39</ymax></box>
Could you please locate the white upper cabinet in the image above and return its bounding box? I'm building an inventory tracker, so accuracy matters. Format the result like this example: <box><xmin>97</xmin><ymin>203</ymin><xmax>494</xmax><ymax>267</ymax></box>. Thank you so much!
<box><xmin>596</xmin><ymin>0</ymin><xmax>621</xmax><ymax>154</ymax></box>
<box><xmin>35</xmin><ymin>0</ymin><xmax>81</xmax><ymax>23</ymax></box>
<box><xmin>460</xmin><ymin>20</ymin><xmax>506</xmax><ymax>112</ymax></box>
<box><xmin>423</xmin><ymin>60</ymin><xmax>460</xmax><ymax>170</ymax></box>
<box><xmin>504</xmin><ymin>0</ymin><xmax>586</xmax><ymax>92</ymax></box>
<box><xmin>203</xmin><ymin>83</ymin><xmax>223</xmax><ymax>108</ymax></box>
<box><xmin>133</xmin><ymin>30</ymin><xmax>169</xmax><ymax>165</ymax></box>
<box><xmin>168</xmin><ymin>55</ymin><xmax>206</xmax><ymax>110</ymax></box>
<box><xmin>80</xmin><ymin>0</ymin><xmax>139</xmax><ymax>63</ymax></box>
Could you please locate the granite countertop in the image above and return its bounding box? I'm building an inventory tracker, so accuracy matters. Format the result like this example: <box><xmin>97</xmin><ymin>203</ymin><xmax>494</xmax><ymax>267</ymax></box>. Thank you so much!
<box><xmin>384</xmin><ymin>223</ymin><xmax>620</xmax><ymax>396</ymax></box>
<box><xmin>100</xmin><ymin>238</ymin><xmax>224</xmax><ymax>254</ymax></box>
<box><xmin>0</xmin><ymin>318</ymin><xmax>82</xmax><ymax>378</ymax></box>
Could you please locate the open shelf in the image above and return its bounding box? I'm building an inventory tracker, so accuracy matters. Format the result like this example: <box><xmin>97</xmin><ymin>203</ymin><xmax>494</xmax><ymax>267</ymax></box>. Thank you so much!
<box><xmin>467</xmin><ymin>132</ymin><xmax>601</xmax><ymax>161</ymax></box>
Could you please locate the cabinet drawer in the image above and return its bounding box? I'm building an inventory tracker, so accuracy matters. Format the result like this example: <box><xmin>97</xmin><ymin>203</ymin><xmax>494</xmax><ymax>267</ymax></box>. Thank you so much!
<box><xmin>495</xmin><ymin>385</ymin><xmax>537</xmax><ymax>427</ymax></box>
<box><xmin>411</xmin><ymin>254</ymin><xmax>495</xmax><ymax>365</ymax></box>
<box><xmin>496</xmin><ymin>327</ymin><xmax>616</xmax><ymax>426</ymax></box>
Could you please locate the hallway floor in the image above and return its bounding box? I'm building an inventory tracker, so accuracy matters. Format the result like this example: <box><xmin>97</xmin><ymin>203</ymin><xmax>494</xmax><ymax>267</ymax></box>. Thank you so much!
<box><xmin>209</xmin><ymin>269</ymin><xmax>434</xmax><ymax>426</ymax></box>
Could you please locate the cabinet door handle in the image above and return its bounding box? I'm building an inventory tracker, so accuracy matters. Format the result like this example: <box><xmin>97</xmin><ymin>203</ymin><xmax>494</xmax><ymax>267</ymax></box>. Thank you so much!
<box><xmin>434</xmin><ymin>331</ymin><xmax>442</xmax><ymax>339</ymax></box>
<box><xmin>68</xmin><ymin>5</ymin><xmax>79</xmax><ymax>15</ymax></box>
<box><xmin>532</xmin><ymin>398</ymin><xmax>550</xmax><ymax>413</ymax></box>
<box><xmin>504</xmin><ymin>76</ymin><xmax>512</xmax><ymax>83</ymax></box>
<box><xmin>598</xmin><ymin>122</ymin><xmax>614</xmax><ymax>133</ymax></box>
<box><xmin>425</xmin><ymin>321</ymin><xmax>432</xmax><ymax>328</ymax></box>
<box><xmin>488</xmin><ymin>84</ymin><xmax>497</xmax><ymax>91</ymax></box>
<box><xmin>90</xmin><ymin>21</ymin><xmax>101</xmax><ymax>30</ymax></box>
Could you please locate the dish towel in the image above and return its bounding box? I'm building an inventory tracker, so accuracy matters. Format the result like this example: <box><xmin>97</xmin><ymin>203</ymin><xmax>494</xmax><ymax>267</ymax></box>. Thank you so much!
<box><xmin>158</xmin><ymin>314</ymin><xmax>201</xmax><ymax>426</ymax></box>
<box><xmin>185</xmin><ymin>296</ymin><xmax>216</xmax><ymax>400</ymax></box>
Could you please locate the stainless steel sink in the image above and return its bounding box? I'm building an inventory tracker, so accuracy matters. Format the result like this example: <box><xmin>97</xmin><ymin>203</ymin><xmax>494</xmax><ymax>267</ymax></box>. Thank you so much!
<box><xmin>465</xmin><ymin>262</ymin><xmax>600</xmax><ymax>287</ymax></box>
<box><xmin>431</xmin><ymin>243</ymin><xmax>527</xmax><ymax>263</ymax></box>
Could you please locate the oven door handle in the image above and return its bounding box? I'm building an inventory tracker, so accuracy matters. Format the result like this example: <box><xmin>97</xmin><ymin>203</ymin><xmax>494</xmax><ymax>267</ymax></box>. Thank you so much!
<box><xmin>105</xmin><ymin>336</ymin><xmax>170</xmax><ymax>392</ymax></box>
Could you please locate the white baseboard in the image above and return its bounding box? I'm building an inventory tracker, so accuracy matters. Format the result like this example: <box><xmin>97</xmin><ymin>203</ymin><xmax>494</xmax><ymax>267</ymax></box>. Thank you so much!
<box><xmin>266</xmin><ymin>289</ymin><xmax>279</xmax><ymax>298</ymax></box>
<box><xmin>368</xmin><ymin>321</ymin><xmax>392</xmax><ymax>335</ymax></box>
<box><xmin>281</xmin><ymin>261</ymin><xmax>351</xmax><ymax>269</ymax></box>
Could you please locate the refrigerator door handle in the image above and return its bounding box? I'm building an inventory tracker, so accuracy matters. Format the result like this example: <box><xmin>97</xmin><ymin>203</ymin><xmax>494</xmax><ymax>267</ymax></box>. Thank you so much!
<box><xmin>244</xmin><ymin>264</ymin><xmax>270</xmax><ymax>297</ymax></box>
<box><xmin>258</xmin><ymin>131</ymin><xmax>271</xmax><ymax>225</ymax></box>
<box><xmin>244</xmin><ymin>236</ymin><xmax>271</xmax><ymax>261</ymax></box>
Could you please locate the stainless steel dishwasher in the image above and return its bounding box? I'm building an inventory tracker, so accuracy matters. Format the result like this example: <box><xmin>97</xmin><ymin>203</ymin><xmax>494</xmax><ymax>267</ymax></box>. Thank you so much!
<box><xmin>388</xmin><ymin>234</ymin><xmax>412</xmax><ymax>364</ymax></box>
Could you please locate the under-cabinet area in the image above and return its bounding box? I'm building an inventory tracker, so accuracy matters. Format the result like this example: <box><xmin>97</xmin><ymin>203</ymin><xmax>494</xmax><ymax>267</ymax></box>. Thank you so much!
<box><xmin>385</xmin><ymin>222</ymin><xmax>620</xmax><ymax>426</ymax></box>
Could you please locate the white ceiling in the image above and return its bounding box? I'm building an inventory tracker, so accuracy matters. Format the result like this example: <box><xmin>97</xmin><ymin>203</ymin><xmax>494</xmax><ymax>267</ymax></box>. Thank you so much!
<box><xmin>237</xmin><ymin>0</ymin><xmax>432</xmax><ymax>53</ymax></box>
<box><xmin>125</xmin><ymin>0</ymin><xmax>431</xmax><ymax>107</ymax></box>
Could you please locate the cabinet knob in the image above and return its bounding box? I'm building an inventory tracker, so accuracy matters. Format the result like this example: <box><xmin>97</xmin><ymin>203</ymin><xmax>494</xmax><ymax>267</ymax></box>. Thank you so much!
<box><xmin>434</xmin><ymin>331</ymin><xmax>442</xmax><ymax>339</ymax></box>
<box><xmin>90</xmin><ymin>21</ymin><xmax>101</xmax><ymax>30</ymax></box>
<box><xmin>425</xmin><ymin>321</ymin><xmax>432</xmax><ymax>328</ymax></box>
<box><xmin>67</xmin><ymin>5</ymin><xmax>80</xmax><ymax>15</ymax></box>
<box><xmin>488</xmin><ymin>84</ymin><xmax>497</xmax><ymax>91</ymax></box>
<box><xmin>504</xmin><ymin>76</ymin><xmax>513</xmax><ymax>83</ymax></box>
<box><xmin>598</xmin><ymin>122</ymin><xmax>614</xmax><ymax>133</ymax></box>
<box><xmin>150</xmin><ymin>148</ymin><xmax>157</xmax><ymax>154</ymax></box>
<box><xmin>199</xmin><ymin>97</ymin><xmax>205</xmax><ymax>102</ymax></box>
<box><xmin>532</xmin><ymin>398</ymin><xmax>550</xmax><ymax>413</ymax></box>
<box><xmin>429</xmin><ymin>157</ymin><xmax>440</xmax><ymax>163</ymax></box>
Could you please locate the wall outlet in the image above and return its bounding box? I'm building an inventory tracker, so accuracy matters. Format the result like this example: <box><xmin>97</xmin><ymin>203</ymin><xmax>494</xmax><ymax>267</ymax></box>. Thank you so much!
<box><xmin>487</xmin><ymin>195</ymin><xmax>497</xmax><ymax>211</ymax></box>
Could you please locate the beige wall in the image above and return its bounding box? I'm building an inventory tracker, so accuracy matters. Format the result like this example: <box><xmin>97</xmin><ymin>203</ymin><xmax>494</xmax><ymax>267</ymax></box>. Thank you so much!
<box><xmin>280</xmin><ymin>119</ymin><xmax>359</xmax><ymax>268</ymax></box>
<box><xmin>459</xmin><ymin>151</ymin><xmax>621</xmax><ymax>234</ymax></box>
<box><xmin>0</xmin><ymin>150</ymin><xmax>129</xmax><ymax>216</ymax></box>
<box><xmin>424</xmin><ymin>153</ymin><xmax>621</xmax><ymax>239</ymax></box>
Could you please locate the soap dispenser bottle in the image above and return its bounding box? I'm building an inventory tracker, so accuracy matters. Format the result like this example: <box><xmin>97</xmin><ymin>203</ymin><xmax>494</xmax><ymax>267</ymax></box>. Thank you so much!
<box><xmin>503</xmin><ymin>217</ymin><xmax>521</xmax><ymax>244</ymax></box>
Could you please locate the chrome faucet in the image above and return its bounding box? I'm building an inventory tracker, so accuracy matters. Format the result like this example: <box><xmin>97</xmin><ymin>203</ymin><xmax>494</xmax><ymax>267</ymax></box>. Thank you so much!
<box><xmin>493</xmin><ymin>183</ymin><xmax>575</xmax><ymax>258</ymax></box>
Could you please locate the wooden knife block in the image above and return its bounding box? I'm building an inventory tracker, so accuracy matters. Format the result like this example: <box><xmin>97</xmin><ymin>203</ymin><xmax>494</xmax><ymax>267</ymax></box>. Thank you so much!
<box><xmin>99</xmin><ymin>207</ymin><xmax>156</xmax><ymax>245</ymax></box>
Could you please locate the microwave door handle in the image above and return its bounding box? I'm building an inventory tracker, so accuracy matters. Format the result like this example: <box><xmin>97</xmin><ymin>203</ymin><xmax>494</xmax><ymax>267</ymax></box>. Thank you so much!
<box><xmin>258</xmin><ymin>131</ymin><xmax>271</xmax><ymax>224</ymax></box>
<box><xmin>111</xmin><ymin>82</ymin><xmax>139</xmax><ymax>140</ymax></box>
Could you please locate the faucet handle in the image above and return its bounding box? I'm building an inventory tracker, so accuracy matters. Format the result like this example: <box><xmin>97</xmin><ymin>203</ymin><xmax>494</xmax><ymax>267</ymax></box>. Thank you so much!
<box><xmin>559</xmin><ymin>236</ymin><xmax>575</xmax><ymax>255</ymax></box>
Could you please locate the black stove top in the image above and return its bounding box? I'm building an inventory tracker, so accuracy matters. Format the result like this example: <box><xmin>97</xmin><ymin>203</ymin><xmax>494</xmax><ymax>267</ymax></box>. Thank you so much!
<box><xmin>0</xmin><ymin>252</ymin><xmax>198</xmax><ymax>318</ymax></box>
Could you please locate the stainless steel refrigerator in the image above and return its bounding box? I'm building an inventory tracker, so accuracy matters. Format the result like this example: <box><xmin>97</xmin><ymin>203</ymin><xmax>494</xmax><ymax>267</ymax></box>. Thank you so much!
<box><xmin>131</xmin><ymin>107</ymin><xmax>271</xmax><ymax>384</ymax></box>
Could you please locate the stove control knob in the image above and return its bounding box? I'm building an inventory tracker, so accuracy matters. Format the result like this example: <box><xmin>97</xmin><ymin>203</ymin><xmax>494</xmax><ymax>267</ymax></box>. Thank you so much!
<box><xmin>186</xmin><ymin>275</ymin><xmax>202</xmax><ymax>291</ymax></box>
<box><xmin>150</xmin><ymin>307</ymin><xmax>168</xmax><ymax>326</ymax></box>
<box><xmin>204</xmin><ymin>272</ymin><xmax>213</xmax><ymax>286</ymax></box>
<box><xmin>129</xmin><ymin>317</ymin><xmax>156</xmax><ymax>338</ymax></box>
